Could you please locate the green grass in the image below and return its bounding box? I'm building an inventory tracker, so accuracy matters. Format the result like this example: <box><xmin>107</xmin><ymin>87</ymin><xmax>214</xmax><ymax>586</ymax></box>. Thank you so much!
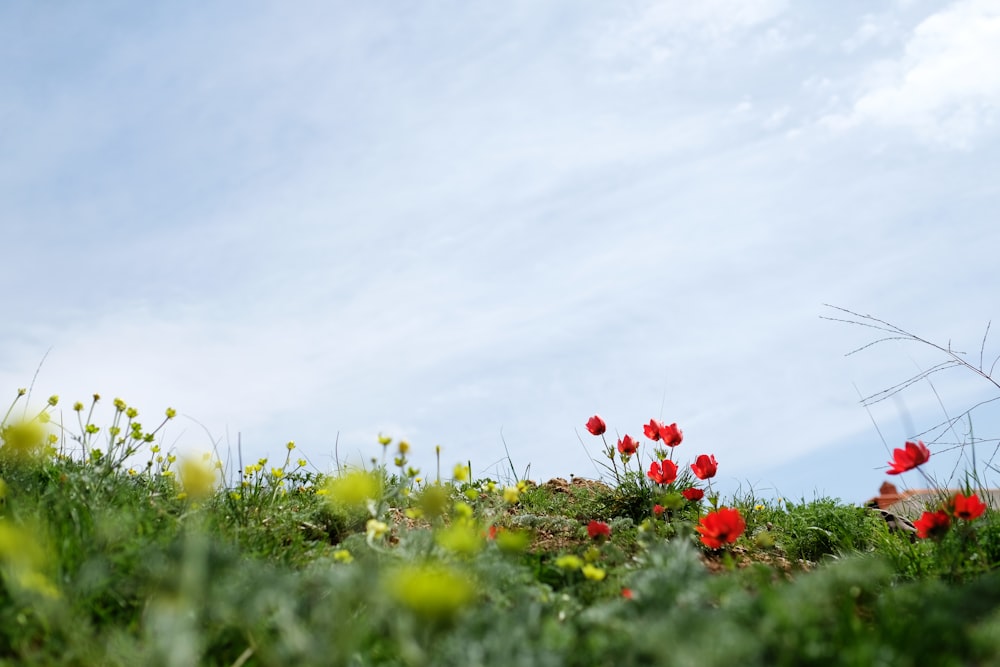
<box><xmin>2</xmin><ymin>393</ymin><xmax>1000</xmax><ymax>665</ymax></box>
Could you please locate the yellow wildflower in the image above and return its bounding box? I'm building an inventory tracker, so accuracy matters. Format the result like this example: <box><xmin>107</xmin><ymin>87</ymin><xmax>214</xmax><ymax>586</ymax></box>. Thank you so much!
<box><xmin>503</xmin><ymin>486</ymin><xmax>520</xmax><ymax>504</ymax></box>
<box><xmin>366</xmin><ymin>519</ymin><xmax>389</xmax><ymax>540</ymax></box>
<box><xmin>383</xmin><ymin>563</ymin><xmax>474</xmax><ymax>621</ymax></box>
<box><xmin>326</xmin><ymin>470</ymin><xmax>381</xmax><ymax>508</ymax></box>
<box><xmin>554</xmin><ymin>554</ymin><xmax>584</xmax><ymax>570</ymax></box>
<box><xmin>435</xmin><ymin>524</ymin><xmax>483</xmax><ymax>555</ymax></box>
<box><xmin>0</xmin><ymin>419</ymin><xmax>47</xmax><ymax>461</ymax></box>
<box><xmin>179</xmin><ymin>457</ymin><xmax>216</xmax><ymax>500</ymax></box>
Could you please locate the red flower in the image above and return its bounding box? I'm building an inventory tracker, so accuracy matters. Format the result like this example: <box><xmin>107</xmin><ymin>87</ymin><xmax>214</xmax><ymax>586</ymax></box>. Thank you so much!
<box><xmin>653</xmin><ymin>504</ymin><xmax>665</xmax><ymax>517</ymax></box>
<box><xmin>644</xmin><ymin>419</ymin><xmax>665</xmax><ymax>441</ymax></box>
<box><xmin>621</xmin><ymin>588</ymin><xmax>634</xmax><ymax>600</ymax></box>
<box><xmin>647</xmin><ymin>459</ymin><xmax>678</xmax><ymax>485</ymax></box>
<box><xmin>886</xmin><ymin>440</ymin><xmax>931</xmax><ymax>475</ymax></box>
<box><xmin>586</xmin><ymin>415</ymin><xmax>607</xmax><ymax>436</ymax></box>
<box><xmin>914</xmin><ymin>509</ymin><xmax>951</xmax><ymax>539</ymax></box>
<box><xmin>682</xmin><ymin>487</ymin><xmax>704</xmax><ymax>502</ymax></box>
<box><xmin>696</xmin><ymin>507</ymin><xmax>746</xmax><ymax>549</ymax></box>
<box><xmin>487</xmin><ymin>525</ymin><xmax>499</xmax><ymax>540</ymax></box>
<box><xmin>690</xmin><ymin>454</ymin><xmax>718</xmax><ymax>480</ymax></box>
<box><xmin>952</xmin><ymin>492</ymin><xmax>987</xmax><ymax>521</ymax></box>
<box><xmin>617</xmin><ymin>434</ymin><xmax>639</xmax><ymax>457</ymax></box>
<box><xmin>587</xmin><ymin>520</ymin><xmax>611</xmax><ymax>539</ymax></box>
<box><xmin>659</xmin><ymin>423</ymin><xmax>683</xmax><ymax>448</ymax></box>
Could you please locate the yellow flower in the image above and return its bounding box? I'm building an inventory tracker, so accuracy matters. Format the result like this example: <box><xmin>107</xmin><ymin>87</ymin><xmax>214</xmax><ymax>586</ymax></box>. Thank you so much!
<box><xmin>503</xmin><ymin>486</ymin><xmax>520</xmax><ymax>504</ymax></box>
<box><xmin>366</xmin><ymin>519</ymin><xmax>389</xmax><ymax>540</ymax></box>
<box><xmin>397</xmin><ymin>440</ymin><xmax>410</xmax><ymax>454</ymax></box>
<box><xmin>581</xmin><ymin>565</ymin><xmax>606</xmax><ymax>581</ymax></box>
<box><xmin>453</xmin><ymin>501</ymin><xmax>474</xmax><ymax>520</ymax></box>
<box><xmin>378</xmin><ymin>433</ymin><xmax>393</xmax><ymax>446</ymax></box>
<box><xmin>326</xmin><ymin>470</ymin><xmax>381</xmax><ymax>508</ymax></box>
<box><xmin>0</xmin><ymin>520</ymin><xmax>60</xmax><ymax>599</ymax></box>
<box><xmin>271</xmin><ymin>467</ymin><xmax>285</xmax><ymax>479</ymax></box>
<box><xmin>179</xmin><ymin>457</ymin><xmax>217</xmax><ymax>500</ymax></box>
<box><xmin>435</xmin><ymin>524</ymin><xmax>483</xmax><ymax>555</ymax></box>
<box><xmin>493</xmin><ymin>528</ymin><xmax>531</xmax><ymax>554</ymax></box>
<box><xmin>73</xmin><ymin>402</ymin><xmax>84</xmax><ymax>412</ymax></box>
<box><xmin>453</xmin><ymin>464</ymin><xmax>470</xmax><ymax>482</ymax></box>
<box><xmin>383</xmin><ymin>563</ymin><xmax>474</xmax><ymax>621</ymax></box>
<box><xmin>47</xmin><ymin>395</ymin><xmax>59</xmax><ymax>407</ymax></box>
<box><xmin>165</xmin><ymin>407</ymin><xmax>176</xmax><ymax>419</ymax></box>
<box><xmin>333</xmin><ymin>549</ymin><xmax>353</xmax><ymax>563</ymax></box>
<box><xmin>555</xmin><ymin>555</ymin><xmax>584</xmax><ymax>570</ymax></box>
<box><xmin>0</xmin><ymin>419</ymin><xmax>48</xmax><ymax>461</ymax></box>
<box><xmin>418</xmin><ymin>484</ymin><xmax>451</xmax><ymax>518</ymax></box>
<box><xmin>286</xmin><ymin>441</ymin><xmax>296</xmax><ymax>450</ymax></box>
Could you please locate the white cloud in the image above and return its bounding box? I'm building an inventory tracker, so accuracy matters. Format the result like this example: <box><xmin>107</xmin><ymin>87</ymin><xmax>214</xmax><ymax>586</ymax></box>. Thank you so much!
<box><xmin>627</xmin><ymin>0</ymin><xmax>788</xmax><ymax>37</ymax></box>
<box><xmin>826</xmin><ymin>0</ymin><xmax>1000</xmax><ymax>147</ymax></box>
<box><xmin>592</xmin><ymin>0</ymin><xmax>788</xmax><ymax>75</ymax></box>
<box><xmin>841</xmin><ymin>12</ymin><xmax>907</xmax><ymax>54</ymax></box>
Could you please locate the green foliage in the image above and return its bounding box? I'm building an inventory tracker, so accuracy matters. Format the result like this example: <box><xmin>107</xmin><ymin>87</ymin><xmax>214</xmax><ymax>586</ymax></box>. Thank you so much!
<box><xmin>759</xmin><ymin>497</ymin><xmax>886</xmax><ymax>562</ymax></box>
<box><xmin>2</xmin><ymin>389</ymin><xmax>1000</xmax><ymax>665</ymax></box>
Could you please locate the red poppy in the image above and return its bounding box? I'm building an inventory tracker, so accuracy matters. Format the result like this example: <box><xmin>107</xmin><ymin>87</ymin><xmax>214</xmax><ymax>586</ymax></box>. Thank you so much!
<box><xmin>487</xmin><ymin>525</ymin><xmax>499</xmax><ymax>540</ymax></box>
<box><xmin>586</xmin><ymin>415</ymin><xmax>607</xmax><ymax>436</ymax></box>
<box><xmin>914</xmin><ymin>509</ymin><xmax>951</xmax><ymax>539</ymax></box>
<box><xmin>621</xmin><ymin>588</ymin><xmax>634</xmax><ymax>600</ymax></box>
<box><xmin>696</xmin><ymin>507</ymin><xmax>746</xmax><ymax>549</ymax></box>
<box><xmin>587</xmin><ymin>520</ymin><xmax>611</xmax><ymax>539</ymax></box>
<box><xmin>682</xmin><ymin>487</ymin><xmax>704</xmax><ymax>502</ymax></box>
<box><xmin>659</xmin><ymin>423</ymin><xmax>683</xmax><ymax>448</ymax></box>
<box><xmin>617</xmin><ymin>434</ymin><xmax>639</xmax><ymax>457</ymax></box>
<box><xmin>647</xmin><ymin>459</ymin><xmax>678</xmax><ymax>485</ymax></box>
<box><xmin>653</xmin><ymin>504</ymin><xmax>665</xmax><ymax>517</ymax></box>
<box><xmin>952</xmin><ymin>492</ymin><xmax>987</xmax><ymax>521</ymax></box>
<box><xmin>886</xmin><ymin>440</ymin><xmax>931</xmax><ymax>475</ymax></box>
<box><xmin>690</xmin><ymin>454</ymin><xmax>718</xmax><ymax>480</ymax></box>
<box><xmin>644</xmin><ymin>419</ymin><xmax>665</xmax><ymax>441</ymax></box>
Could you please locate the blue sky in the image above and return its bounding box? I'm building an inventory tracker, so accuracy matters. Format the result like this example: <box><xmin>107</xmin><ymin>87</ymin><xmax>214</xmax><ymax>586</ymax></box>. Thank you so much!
<box><xmin>3</xmin><ymin>1</ymin><xmax>999</xmax><ymax>503</ymax></box>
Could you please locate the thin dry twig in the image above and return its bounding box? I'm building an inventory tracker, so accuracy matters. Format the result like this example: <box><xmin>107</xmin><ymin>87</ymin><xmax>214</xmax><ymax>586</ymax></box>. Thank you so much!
<box><xmin>823</xmin><ymin>304</ymin><xmax>1000</xmax><ymax>477</ymax></box>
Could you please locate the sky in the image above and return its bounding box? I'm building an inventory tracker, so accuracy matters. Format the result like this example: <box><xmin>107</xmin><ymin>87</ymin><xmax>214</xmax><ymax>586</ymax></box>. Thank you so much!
<box><xmin>2</xmin><ymin>0</ymin><xmax>1000</xmax><ymax>503</ymax></box>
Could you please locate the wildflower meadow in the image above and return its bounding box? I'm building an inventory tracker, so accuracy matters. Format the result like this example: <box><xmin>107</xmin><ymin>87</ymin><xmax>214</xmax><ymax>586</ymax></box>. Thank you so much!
<box><xmin>3</xmin><ymin>311</ymin><xmax>1000</xmax><ymax>665</ymax></box>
